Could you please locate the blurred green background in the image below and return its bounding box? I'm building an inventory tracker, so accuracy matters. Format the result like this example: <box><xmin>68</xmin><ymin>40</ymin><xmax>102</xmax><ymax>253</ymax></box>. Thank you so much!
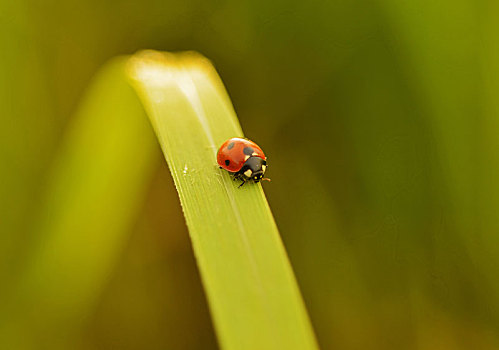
<box><xmin>2</xmin><ymin>0</ymin><xmax>499</xmax><ymax>349</ymax></box>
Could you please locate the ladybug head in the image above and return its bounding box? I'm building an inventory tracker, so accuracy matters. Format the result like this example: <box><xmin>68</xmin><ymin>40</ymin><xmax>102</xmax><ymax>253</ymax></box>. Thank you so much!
<box><xmin>239</xmin><ymin>156</ymin><xmax>267</xmax><ymax>183</ymax></box>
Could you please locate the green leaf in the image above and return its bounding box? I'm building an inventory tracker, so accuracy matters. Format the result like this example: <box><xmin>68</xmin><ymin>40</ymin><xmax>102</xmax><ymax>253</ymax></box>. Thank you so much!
<box><xmin>1</xmin><ymin>57</ymin><xmax>159</xmax><ymax>348</ymax></box>
<box><xmin>4</xmin><ymin>51</ymin><xmax>318</xmax><ymax>350</ymax></box>
<box><xmin>127</xmin><ymin>50</ymin><xmax>318</xmax><ymax>350</ymax></box>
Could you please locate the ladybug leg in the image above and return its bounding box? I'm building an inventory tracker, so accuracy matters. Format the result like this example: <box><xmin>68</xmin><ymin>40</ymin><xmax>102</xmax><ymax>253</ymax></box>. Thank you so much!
<box><xmin>238</xmin><ymin>179</ymin><xmax>246</xmax><ymax>188</ymax></box>
<box><xmin>232</xmin><ymin>172</ymin><xmax>242</xmax><ymax>182</ymax></box>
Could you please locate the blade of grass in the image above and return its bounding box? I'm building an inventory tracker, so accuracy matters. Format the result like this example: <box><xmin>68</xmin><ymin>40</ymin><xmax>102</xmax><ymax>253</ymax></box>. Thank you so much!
<box><xmin>0</xmin><ymin>57</ymin><xmax>159</xmax><ymax>348</ymax></box>
<box><xmin>127</xmin><ymin>50</ymin><xmax>318</xmax><ymax>350</ymax></box>
<box><xmin>3</xmin><ymin>50</ymin><xmax>318</xmax><ymax>350</ymax></box>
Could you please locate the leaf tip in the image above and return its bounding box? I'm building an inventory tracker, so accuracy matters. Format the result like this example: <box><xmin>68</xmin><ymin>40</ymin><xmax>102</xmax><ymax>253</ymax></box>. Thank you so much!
<box><xmin>126</xmin><ymin>50</ymin><xmax>217</xmax><ymax>88</ymax></box>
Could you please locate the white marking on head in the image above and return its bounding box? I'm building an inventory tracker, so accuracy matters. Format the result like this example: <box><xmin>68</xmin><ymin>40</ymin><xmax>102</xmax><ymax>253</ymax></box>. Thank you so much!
<box><xmin>244</xmin><ymin>155</ymin><xmax>250</xmax><ymax>161</ymax></box>
<box><xmin>244</xmin><ymin>169</ymin><xmax>253</xmax><ymax>178</ymax></box>
<box><xmin>252</xmin><ymin>152</ymin><xmax>258</xmax><ymax>156</ymax></box>
<box><xmin>261</xmin><ymin>165</ymin><xmax>267</xmax><ymax>172</ymax></box>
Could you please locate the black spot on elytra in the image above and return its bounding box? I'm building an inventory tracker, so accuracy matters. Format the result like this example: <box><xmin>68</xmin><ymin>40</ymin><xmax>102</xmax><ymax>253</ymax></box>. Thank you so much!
<box><xmin>243</xmin><ymin>147</ymin><xmax>254</xmax><ymax>155</ymax></box>
<box><xmin>225</xmin><ymin>160</ymin><xmax>230</xmax><ymax>166</ymax></box>
<box><xmin>227</xmin><ymin>142</ymin><xmax>235</xmax><ymax>150</ymax></box>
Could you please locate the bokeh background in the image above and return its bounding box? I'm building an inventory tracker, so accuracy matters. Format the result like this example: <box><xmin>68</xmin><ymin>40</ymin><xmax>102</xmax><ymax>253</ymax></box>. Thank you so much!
<box><xmin>2</xmin><ymin>0</ymin><xmax>499</xmax><ymax>349</ymax></box>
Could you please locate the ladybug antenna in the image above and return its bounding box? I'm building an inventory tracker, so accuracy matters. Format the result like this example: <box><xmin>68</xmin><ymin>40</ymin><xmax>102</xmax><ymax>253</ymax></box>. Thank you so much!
<box><xmin>261</xmin><ymin>177</ymin><xmax>271</xmax><ymax>182</ymax></box>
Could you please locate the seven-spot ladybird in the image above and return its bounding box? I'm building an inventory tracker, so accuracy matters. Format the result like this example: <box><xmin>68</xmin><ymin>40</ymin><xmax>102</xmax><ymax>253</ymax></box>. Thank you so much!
<box><xmin>217</xmin><ymin>137</ymin><xmax>269</xmax><ymax>187</ymax></box>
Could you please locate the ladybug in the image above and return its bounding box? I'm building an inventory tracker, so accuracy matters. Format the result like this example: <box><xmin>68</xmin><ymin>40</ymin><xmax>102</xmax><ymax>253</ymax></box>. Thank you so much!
<box><xmin>217</xmin><ymin>137</ymin><xmax>269</xmax><ymax>187</ymax></box>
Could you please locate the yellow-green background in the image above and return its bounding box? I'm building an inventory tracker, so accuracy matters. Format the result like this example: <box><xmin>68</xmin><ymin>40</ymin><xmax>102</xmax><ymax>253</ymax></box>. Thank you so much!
<box><xmin>2</xmin><ymin>0</ymin><xmax>499</xmax><ymax>349</ymax></box>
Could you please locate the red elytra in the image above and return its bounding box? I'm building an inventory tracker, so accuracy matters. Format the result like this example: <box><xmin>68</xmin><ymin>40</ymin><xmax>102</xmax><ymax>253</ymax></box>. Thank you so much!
<box><xmin>217</xmin><ymin>137</ymin><xmax>266</xmax><ymax>173</ymax></box>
